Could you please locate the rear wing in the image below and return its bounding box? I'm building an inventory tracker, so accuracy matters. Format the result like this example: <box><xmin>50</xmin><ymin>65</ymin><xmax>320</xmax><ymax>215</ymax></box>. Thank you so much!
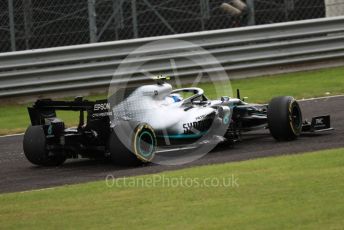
<box><xmin>28</xmin><ymin>97</ymin><xmax>111</xmax><ymax>127</ymax></box>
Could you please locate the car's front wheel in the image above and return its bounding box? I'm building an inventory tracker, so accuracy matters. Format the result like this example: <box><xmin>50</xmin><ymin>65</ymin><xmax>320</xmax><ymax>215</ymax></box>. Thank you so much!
<box><xmin>267</xmin><ymin>96</ymin><xmax>302</xmax><ymax>141</ymax></box>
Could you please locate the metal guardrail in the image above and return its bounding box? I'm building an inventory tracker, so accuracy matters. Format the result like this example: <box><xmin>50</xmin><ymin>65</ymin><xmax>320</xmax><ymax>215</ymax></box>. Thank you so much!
<box><xmin>0</xmin><ymin>16</ymin><xmax>344</xmax><ymax>98</ymax></box>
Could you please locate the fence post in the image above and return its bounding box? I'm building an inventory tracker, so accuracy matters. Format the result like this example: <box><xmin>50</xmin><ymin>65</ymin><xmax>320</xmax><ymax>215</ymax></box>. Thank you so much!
<box><xmin>8</xmin><ymin>0</ymin><xmax>16</xmax><ymax>51</ymax></box>
<box><xmin>23</xmin><ymin>0</ymin><xmax>33</xmax><ymax>50</ymax></box>
<box><xmin>131</xmin><ymin>0</ymin><xmax>138</xmax><ymax>38</ymax></box>
<box><xmin>88</xmin><ymin>0</ymin><xmax>97</xmax><ymax>43</ymax></box>
<box><xmin>283</xmin><ymin>0</ymin><xmax>294</xmax><ymax>21</ymax></box>
<box><xmin>325</xmin><ymin>0</ymin><xmax>344</xmax><ymax>17</ymax></box>
<box><xmin>200</xmin><ymin>0</ymin><xmax>210</xmax><ymax>31</ymax></box>
<box><xmin>246</xmin><ymin>0</ymin><xmax>255</xmax><ymax>26</ymax></box>
<box><xmin>113</xmin><ymin>0</ymin><xmax>124</xmax><ymax>40</ymax></box>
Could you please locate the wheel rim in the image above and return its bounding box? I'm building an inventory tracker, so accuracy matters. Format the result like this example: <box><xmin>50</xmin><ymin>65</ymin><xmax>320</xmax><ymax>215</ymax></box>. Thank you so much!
<box><xmin>137</xmin><ymin>131</ymin><xmax>155</xmax><ymax>158</ymax></box>
<box><xmin>291</xmin><ymin>104</ymin><xmax>302</xmax><ymax>134</ymax></box>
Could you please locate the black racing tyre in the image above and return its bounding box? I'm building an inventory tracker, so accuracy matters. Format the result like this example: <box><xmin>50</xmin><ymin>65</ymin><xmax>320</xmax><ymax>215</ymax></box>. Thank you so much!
<box><xmin>267</xmin><ymin>96</ymin><xmax>302</xmax><ymax>141</ymax></box>
<box><xmin>23</xmin><ymin>125</ymin><xmax>66</xmax><ymax>166</ymax></box>
<box><xmin>109</xmin><ymin>122</ymin><xmax>157</xmax><ymax>166</ymax></box>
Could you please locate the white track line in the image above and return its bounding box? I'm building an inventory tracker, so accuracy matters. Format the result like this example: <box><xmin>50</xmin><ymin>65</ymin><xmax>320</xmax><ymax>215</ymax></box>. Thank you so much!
<box><xmin>299</xmin><ymin>94</ymin><xmax>344</xmax><ymax>102</ymax></box>
<box><xmin>16</xmin><ymin>187</ymin><xmax>57</xmax><ymax>194</ymax></box>
<box><xmin>0</xmin><ymin>133</ymin><xmax>24</xmax><ymax>138</ymax></box>
<box><xmin>1</xmin><ymin>95</ymin><xmax>343</xmax><ymax>139</ymax></box>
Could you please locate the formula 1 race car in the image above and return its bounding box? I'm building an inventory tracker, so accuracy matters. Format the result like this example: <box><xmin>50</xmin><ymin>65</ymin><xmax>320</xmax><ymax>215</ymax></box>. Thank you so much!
<box><xmin>23</xmin><ymin>79</ymin><xmax>333</xmax><ymax>166</ymax></box>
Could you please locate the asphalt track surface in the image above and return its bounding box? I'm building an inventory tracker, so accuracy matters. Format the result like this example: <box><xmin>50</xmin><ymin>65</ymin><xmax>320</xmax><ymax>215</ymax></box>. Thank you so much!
<box><xmin>0</xmin><ymin>96</ymin><xmax>343</xmax><ymax>194</ymax></box>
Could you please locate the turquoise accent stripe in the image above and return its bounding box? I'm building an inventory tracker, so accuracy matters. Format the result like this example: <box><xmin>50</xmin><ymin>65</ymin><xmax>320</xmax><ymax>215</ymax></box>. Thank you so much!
<box><xmin>157</xmin><ymin>131</ymin><xmax>207</xmax><ymax>139</ymax></box>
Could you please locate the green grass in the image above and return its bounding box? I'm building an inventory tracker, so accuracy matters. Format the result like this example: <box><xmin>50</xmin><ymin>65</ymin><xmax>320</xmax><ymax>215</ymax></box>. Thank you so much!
<box><xmin>198</xmin><ymin>66</ymin><xmax>344</xmax><ymax>102</ymax></box>
<box><xmin>1</xmin><ymin>148</ymin><xmax>343</xmax><ymax>229</ymax></box>
<box><xmin>1</xmin><ymin>66</ymin><xmax>344</xmax><ymax>135</ymax></box>
<box><xmin>231</xmin><ymin>66</ymin><xmax>344</xmax><ymax>103</ymax></box>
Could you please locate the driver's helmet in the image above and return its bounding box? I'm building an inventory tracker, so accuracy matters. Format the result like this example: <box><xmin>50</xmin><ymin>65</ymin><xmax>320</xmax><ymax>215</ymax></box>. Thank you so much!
<box><xmin>170</xmin><ymin>93</ymin><xmax>183</xmax><ymax>102</ymax></box>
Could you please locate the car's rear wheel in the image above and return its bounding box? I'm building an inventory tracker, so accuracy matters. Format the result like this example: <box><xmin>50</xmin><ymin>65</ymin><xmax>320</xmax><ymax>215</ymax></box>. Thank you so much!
<box><xmin>267</xmin><ymin>96</ymin><xmax>302</xmax><ymax>141</ymax></box>
<box><xmin>109</xmin><ymin>122</ymin><xmax>157</xmax><ymax>166</ymax></box>
<box><xmin>23</xmin><ymin>125</ymin><xmax>66</xmax><ymax>166</ymax></box>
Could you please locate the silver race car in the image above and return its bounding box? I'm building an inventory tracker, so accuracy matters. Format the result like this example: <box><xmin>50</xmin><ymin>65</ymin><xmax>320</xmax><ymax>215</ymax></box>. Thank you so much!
<box><xmin>23</xmin><ymin>79</ymin><xmax>333</xmax><ymax>166</ymax></box>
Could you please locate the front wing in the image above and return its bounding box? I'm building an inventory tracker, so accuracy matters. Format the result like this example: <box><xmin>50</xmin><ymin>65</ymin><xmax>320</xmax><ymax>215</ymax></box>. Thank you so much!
<box><xmin>302</xmin><ymin>115</ymin><xmax>334</xmax><ymax>133</ymax></box>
